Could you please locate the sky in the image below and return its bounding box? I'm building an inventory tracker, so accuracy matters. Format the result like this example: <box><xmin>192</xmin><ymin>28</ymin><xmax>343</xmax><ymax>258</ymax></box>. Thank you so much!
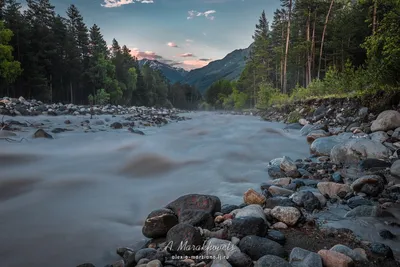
<box><xmin>48</xmin><ymin>0</ymin><xmax>281</xmax><ymax>70</ymax></box>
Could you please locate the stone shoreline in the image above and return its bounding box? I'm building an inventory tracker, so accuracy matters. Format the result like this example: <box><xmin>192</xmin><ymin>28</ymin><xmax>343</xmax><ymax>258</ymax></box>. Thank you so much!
<box><xmin>74</xmin><ymin>103</ymin><xmax>400</xmax><ymax>267</ymax></box>
<box><xmin>2</xmin><ymin>96</ymin><xmax>399</xmax><ymax>267</ymax></box>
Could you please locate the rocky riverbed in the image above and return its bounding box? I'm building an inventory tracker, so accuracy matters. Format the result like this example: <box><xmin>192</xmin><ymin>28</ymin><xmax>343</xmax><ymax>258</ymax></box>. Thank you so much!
<box><xmin>1</xmin><ymin>96</ymin><xmax>399</xmax><ymax>267</ymax></box>
<box><xmin>73</xmin><ymin>105</ymin><xmax>399</xmax><ymax>267</ymax></box>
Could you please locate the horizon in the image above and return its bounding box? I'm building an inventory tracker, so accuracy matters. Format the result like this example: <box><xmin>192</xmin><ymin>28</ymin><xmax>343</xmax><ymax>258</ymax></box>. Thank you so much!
<box><xmin>21</xmin><ymin>0</ymin><xmax>281</xmax><ymax>71</ymax></box>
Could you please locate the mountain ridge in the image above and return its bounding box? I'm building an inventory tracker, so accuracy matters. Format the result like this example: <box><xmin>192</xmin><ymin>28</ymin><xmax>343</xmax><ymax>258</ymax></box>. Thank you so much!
<box><xmin>139</xmin><ymin>43</ymin><xmax>252</xmax><ymax>93</ymax></box>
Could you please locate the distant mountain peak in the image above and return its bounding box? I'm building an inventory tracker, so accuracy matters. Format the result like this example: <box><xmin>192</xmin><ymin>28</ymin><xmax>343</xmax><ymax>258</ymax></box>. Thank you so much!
<box><xmin>138</xmin><ymin>43</ymin><xmax>252</xmax><ymax>92</ymax></box>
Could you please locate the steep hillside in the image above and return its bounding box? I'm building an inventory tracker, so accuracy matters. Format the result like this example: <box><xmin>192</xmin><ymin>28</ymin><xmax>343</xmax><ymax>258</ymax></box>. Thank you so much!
<box><xmin>180</xmin><ymin>43</ymin><xmax>252</xmax><ymax>93</ymax></box>
<box><xmin>138</xmin><ymin>59</ymin><xmax>188</xmax><ymax>83</ymax></box>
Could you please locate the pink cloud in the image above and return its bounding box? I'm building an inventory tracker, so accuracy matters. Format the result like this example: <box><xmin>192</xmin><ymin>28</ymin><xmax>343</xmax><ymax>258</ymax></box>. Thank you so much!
<box><xmin>167</xmin><ymin>42</ymin><xmax>178</xmax><ymax>48</ymax></box>
<box><xmin>180</xmin><ymin>53</ymin><xmax>195</xmax><ymax>57</ymax></box>
<box><xmin>130</xmin><ymin>48</ymin><xmax>162</xmax><ymax>60</ymax></box>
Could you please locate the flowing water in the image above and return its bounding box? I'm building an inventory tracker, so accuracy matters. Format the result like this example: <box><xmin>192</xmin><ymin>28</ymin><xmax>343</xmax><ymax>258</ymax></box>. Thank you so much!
<box><xmin>0</xmin><ymin>112</ymin><xmax>398</xmax><ymax>267</ymax></box>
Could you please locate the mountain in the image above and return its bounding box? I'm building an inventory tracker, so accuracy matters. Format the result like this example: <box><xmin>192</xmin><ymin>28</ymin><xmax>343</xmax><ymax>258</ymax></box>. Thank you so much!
<box><xmin>180</xmin><ymin>43</ymin><xmax>252</xmax><ymax>93</ymax></box>
<box><xmin>138</xmin><ymin>59</ymin><xmax>188</xmax><ymax>83</ymax></box>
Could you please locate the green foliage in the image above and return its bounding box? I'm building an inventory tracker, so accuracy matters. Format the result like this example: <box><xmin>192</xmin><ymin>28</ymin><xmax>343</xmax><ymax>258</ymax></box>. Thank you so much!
<box><xmin>0</xmin><ymin>20</ymin><xmax>22</xmax><ymax>83</ymax></box>
<box><xmin>287</xmin><ymin>110</ymin><xmax>301</xmax><ymax>123</ymax></box>
<box><xmin>88</xmin><ymin>88</ymin><xmax>110</xmax><ymax>105</ymax></box>
<box><xmin>204</xmin><ymin>79</ymin><xmax>249</xmax><ymax>110</ymax></box>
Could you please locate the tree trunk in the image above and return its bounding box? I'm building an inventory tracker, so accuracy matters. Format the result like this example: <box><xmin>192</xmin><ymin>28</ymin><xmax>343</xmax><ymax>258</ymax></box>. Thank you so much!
<box><xmin>317</xmin><ymin>0</ymin><xmax>335</xmax><ymax>80</ymax></box>
<box><xmin>283</xmin><ymin>0</ymin><xmax>292</xmax><ymax>94</ymax></box>
<box><xmin>306</xmin><ymin>7</ymin><xmax>312</xmax><ymax>87</ymax></box>
<box><xmin>372</xmin><ymin>0</ymin><xmax>377</xmax><ymax>34</ymax></box>
<box><xmin>70</xmin><ymin>81</ymin><xmax>73</xmax><ymax>104</ymax></box>
<box><xmin>311</xmin><ymin>12</ymin><xmax>316</xmax><ymax>72</ymax></box>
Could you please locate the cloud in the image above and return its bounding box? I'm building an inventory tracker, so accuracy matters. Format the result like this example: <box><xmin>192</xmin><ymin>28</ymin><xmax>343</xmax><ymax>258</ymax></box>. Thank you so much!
<box><xmin>185</xmin><ymin>39</ymin><xmax>194</xmax><ymax>43</ymax></box>
<box><xmin>199</xmin><ymin>58</ymin><xmax>212</xmax><ymax>61</ymax></box>
<box><xmin>167</xmin><ymin>42</ymin><xmax>178</xmax><ymax>48</ymax></box>
<box><xmin>187</xmin><ymin>10</ymin><xmax>216</xmax><ymax>20</ymax></box>
<box><xmin>101</xmin><ymin>0</ymin><xmax>153</xmax><ymax>8</ymax></box>
<box><xmin>130</xmin><ymin>48</ymin><xmax>163</xmax><ymax>60</ymax></box>
<box><xmin>180</xmin><ymin>53</ymin><xmax>195</xmax><ymax>57</ymax></box>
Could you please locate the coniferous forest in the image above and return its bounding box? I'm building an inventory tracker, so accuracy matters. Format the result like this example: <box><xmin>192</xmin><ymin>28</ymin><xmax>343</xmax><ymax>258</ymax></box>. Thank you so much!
<box><xmin>0</xmin><ymin>0</ymin><xmax>202</xmax><ymax>109</ymax></box>
<box><xmin>204</xmin><ymin>0</ymin><xmax>400</xmax><ymax>110</ymax></box>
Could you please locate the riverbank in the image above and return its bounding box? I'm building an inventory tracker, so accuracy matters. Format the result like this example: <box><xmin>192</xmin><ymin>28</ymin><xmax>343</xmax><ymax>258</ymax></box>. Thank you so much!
<box><xmin>1</xmin><ymin>96</ymin><xmax>399</xmax><ymax>267</ymax></box>
<box><xmin>72</xmin><ymin>104</ymin><xmax>399</xmax><ymax>266</ymax></box>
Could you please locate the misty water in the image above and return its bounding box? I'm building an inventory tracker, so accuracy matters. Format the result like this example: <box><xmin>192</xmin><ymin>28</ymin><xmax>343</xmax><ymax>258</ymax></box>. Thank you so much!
<box><xmin>0</xmin><ymin>112</ymin><xmax>399</xmax><ymax>267</ymax></box>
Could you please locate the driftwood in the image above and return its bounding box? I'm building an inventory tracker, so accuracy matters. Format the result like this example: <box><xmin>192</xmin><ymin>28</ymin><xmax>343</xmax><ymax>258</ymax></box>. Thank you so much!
<box><xmin>0</xmin><ymin>115</ymin><xmax>29</xmax><ymax>143</ymax></box>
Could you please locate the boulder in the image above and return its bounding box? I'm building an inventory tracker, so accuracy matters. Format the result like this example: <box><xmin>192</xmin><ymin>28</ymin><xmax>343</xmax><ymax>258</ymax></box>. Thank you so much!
<box><xmin>290</xmin><ymin>247</ymin><xmax>323</xmax><ymax>267</ymax></box>
<box><xmin>243</xmin><ymin>189</ymin><xmax>266</xmax><ymax>205</ymax></box>
<box><xmin>165</xmin><ymin>194</ymin><xmax>221</xmax><ymax>217</ymax></box>
<box><xmin>271</xmin><ymin>206</ymin><xmax>301</xmax><ymax>226</ymax></box>
<box><xmin>350</xmin><ymin>175</ymin><xmax>385</xmax><ymax>197</ymax></box>
<box><xmin>371</xmin><ymin>110</ymin><xmax>400</xmax><ymax>132</ymax></box>
<box><xmin>238</xmin><ymin>235</ymin><xmax>285</xmax><ymax>260</ymax></box>
<box><xmin>331</xmin><ymin>139</ymin><xmax>390</xmax><ymax>165</ymax></box>
<box><xmin>310</xmin><ymin>136</ymin><xmax>341</xmax><ymax>156</ymax></box>
<box><xmin>317</xmin><ymin>182</ymin><xmax>351</xmax><ymax>198</ymax></box>
<box><xmin>255</xmin><ymin>255</ymin><xmax>291</xmax><ymax>267</ymax></box>
<box><xmin>142</xmin><ymin>208</ymin><xmax>179</xmax><ymax>238</ymax></box>
<box><xmin>318</xmin><ymin>250</ymin><xmax>354</xmax><ymax>267</ymax></box>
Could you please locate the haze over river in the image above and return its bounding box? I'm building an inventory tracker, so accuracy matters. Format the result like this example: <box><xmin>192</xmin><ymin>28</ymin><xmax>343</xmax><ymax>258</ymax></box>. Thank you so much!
<box><xmin>0</xmin><ymin>112</ymin><xmax>398</xmax><ymax>267</ymax></box>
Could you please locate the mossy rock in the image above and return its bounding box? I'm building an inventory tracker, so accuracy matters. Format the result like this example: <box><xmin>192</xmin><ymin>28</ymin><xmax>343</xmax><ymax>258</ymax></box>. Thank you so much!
<box><xmin>286</xmin><ymin>110</ymin><xmax>301</xmax><ymax>123</ymax></box>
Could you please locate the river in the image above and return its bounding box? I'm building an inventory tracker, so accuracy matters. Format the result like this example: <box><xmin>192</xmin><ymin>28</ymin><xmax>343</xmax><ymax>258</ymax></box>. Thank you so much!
<box><xmin>0</xmin><ymin>112</ymin><xmax>398</xmax><ymax>267</ymax></box>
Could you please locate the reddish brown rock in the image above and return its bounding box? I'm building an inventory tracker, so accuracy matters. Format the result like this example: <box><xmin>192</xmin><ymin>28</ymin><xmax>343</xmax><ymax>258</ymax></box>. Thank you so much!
<box><xmin>243</xmin><ymin>188</ymin><xmax>266</xmax><ymax>205</ymax></box>
<box><xmin>318</xmin><ymin>249</ymin><xmax>354</xmax><ymax>267</ymax></box>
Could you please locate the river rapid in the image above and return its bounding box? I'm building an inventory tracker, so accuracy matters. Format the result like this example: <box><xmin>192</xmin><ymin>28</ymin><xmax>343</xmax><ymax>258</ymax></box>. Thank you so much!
<box><xmin>0</xmin><ymin>112</ymin><xmax>398</xmax><ymax>267</ymax></box>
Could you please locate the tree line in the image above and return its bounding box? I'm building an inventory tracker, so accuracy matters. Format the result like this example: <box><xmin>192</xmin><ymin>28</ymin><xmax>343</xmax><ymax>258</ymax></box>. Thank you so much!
<box><xmin>0</xmin><ymin>0</ymin><xmax>202</xmax><ymax>109</ymax></box>
<box><xmin>205</xmin><ymin>0</ymin><xmax>400</xmax><ymax>109</ymax></box>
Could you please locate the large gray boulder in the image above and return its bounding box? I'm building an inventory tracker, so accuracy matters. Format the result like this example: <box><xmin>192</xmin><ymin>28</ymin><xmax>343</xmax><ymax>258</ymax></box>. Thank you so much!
<box><xmin>371</xmin><ymin>110</ymin><xmax>400</xmax><ymax>132</ymax></box>
<box><xmin>330</xmin><ymin>138</ymin><xmax>390</xmax><ymax>164</ymax></box>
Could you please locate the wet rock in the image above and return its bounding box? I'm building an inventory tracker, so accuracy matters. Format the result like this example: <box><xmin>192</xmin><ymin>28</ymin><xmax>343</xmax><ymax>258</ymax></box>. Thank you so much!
<box><xmin>318</xmin><ymin>250</ymin><xmax>354</xmax><ymax>267</ymax></box>
<box><xmin>350</xmin><ymin>175</ymin><xmax>385</xmax><ymax>197</ymax></box>
<box><xmin>390</xmin><ymin>160</ymin><xmax>400</xmax><ymax>177</ymax></box>
<box><xmin>268</xmin><ymin>166</ymin><xmax>287</xmax><ymax>179</ymax></box>
<box><xmin>271</xmin><ymin>222</ymin><xmax>288</xmax><ymax>229</ymax></box>
<box><xmin>238</xmin><ymin>235</ymin><xmax>285</xmax><ymax>260</ymax></box>
<box><xmin>165</xmin><ymin>194</ymin><xmax>221</xmax><ymax>217</ymax></box>
<box><xmin>370</xmin><ymin>242</ymin><xmax>394</xmax><ymax>258</ymax></box>
<box><xmin>255</xmin><ymin>255</ymin><xmax>291</xmax><ymax>267</ymax></box>
<box><xmin>76</xmin><ymin>264</ymin><xmax>95</xmax><ymax>267</ymax></box>
<box><xmin>165</xmin><ymin>224</ymin><xmax>203</xmax><ymax>256</ymax></box>
<box><xmin>347</xmin><ymin>196</ymin><xmax>373</xmax><ymax>209</ymax></box>
<box><xmin>268</xmin><ymin>186</ymin><xmax>294</xmax><ymax>197</ymax></box>
<box><xmin>142</xmin><ymin>208</ymin><xmax>179</xmax><ymax>238</ymax></box>
<box><xmin>344</xmin><ymin>205</ymin><xmax>377</xmax><ymax>217</ymax></box>
<box><xmin>280</xmin><ymin>156</ymin><xmax>299</xmax><ymax>175</ymax></box>
<box><xmin>271</xmin><ymin>206</ymin><xmax>301</xmax><ymax>226</ymax></box>
<box><xmin>265</xmin><ymin>197</ymin><xmax>296</xmax><ymax>209</ymax></box>
<box><xmin>233</xmin><ymin>204</ymin><xmax>267</xmax><ymax>222</ymax></box>
<box><xmin>370</xmin><ymin>131</ymin><xmax>389</xmax><ymax>143</ymax></box>
<box><xmin>179</xmin><ymin>209</ymin><xmax>214</xmax><ymax>229</ymax></box>
<box><xmin>227</xmin><ymin>251</ymin><xmax>253</xmax><ymax>267</ymax></box>
<box><xmin>135</xmin><ymin>248</ymin><xmax>158</xmax><ymax>263</ymax></box>
<box><xmin>371</xmin><ymin>110</ymin><xmax>400</xmax><ymax>132</ymax></box>
<box><xmin>290</xmin><ymin>247</ymin><xmax>323</xmax><ymax>267</ymax></box>
<box><xmin>330</xmin><ymin>244</ymin><xmax>367</xmax><ymax>262</ymax></box>
<box><xmin>243</xmin><ymin>189</ymin><xmax>266</xmax><ymax>205</ymax></box>
<box><xmin>128</xmin><ymin>128</ymin><xmax>145</xmax><ymax>135</ymax></box>
<box><xmin>228</xmin><ymin>217</ymin><xmax>268</xmax><ymax>239</ymax></box>
<box><xmin>146</xmin><ymin>260</ymin><xmax>162</xmax><ymax>267</ymax></box>
<box><xmin>33</xmin><ymin>129</ymin><xmax>53</xmax><ymax>139</ymax></box>
<box><xmin>301</xmin><ymin>191</ymin><xmax>322</xmax><ymax>212</ymax></box>
<box><xmin>379</xmin><ymin>229</ymin><xmax>396</xmax><ymax>239</ymax></box>
<box><xmin>110</xmin><ymin>122</ymin><xmax>123</xmax><ymax>129</ymax></box>
<box><xmin>317</xmin><ymin>182</ymin><xmax>351</xmax><ymax>198</ymax></box>
<box><xmin>203</xmin><ymin>238</ymin><xmax>241</xmax><ymax>259</ymax></box>
<box><xmin>307</xmin><ymin>130</ymin><xmax>330</xmax><ymax>144</ymax></box>
<box><xmin>266</xmin><ymin>230</ymin><xmax>286</xmax><ymax>245</ymax></box>
<box><xmin>330</xmin><ymin>139</ymin><xmax>390</xmax><ymax>165</ymax></box>
<box><xmin>221</xmin><ymin>204</ymin><xmax>239</xmax><ymax>214</ymax></box>
<box><xmin>272</xmin><ymin>178</ymin><xmax>292</xmax><ymax>186</ymax></box>
<box><xmin>359</xmin><ymin>159</ymin><xmax>391</xmax><ymax>170</ymax></box>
